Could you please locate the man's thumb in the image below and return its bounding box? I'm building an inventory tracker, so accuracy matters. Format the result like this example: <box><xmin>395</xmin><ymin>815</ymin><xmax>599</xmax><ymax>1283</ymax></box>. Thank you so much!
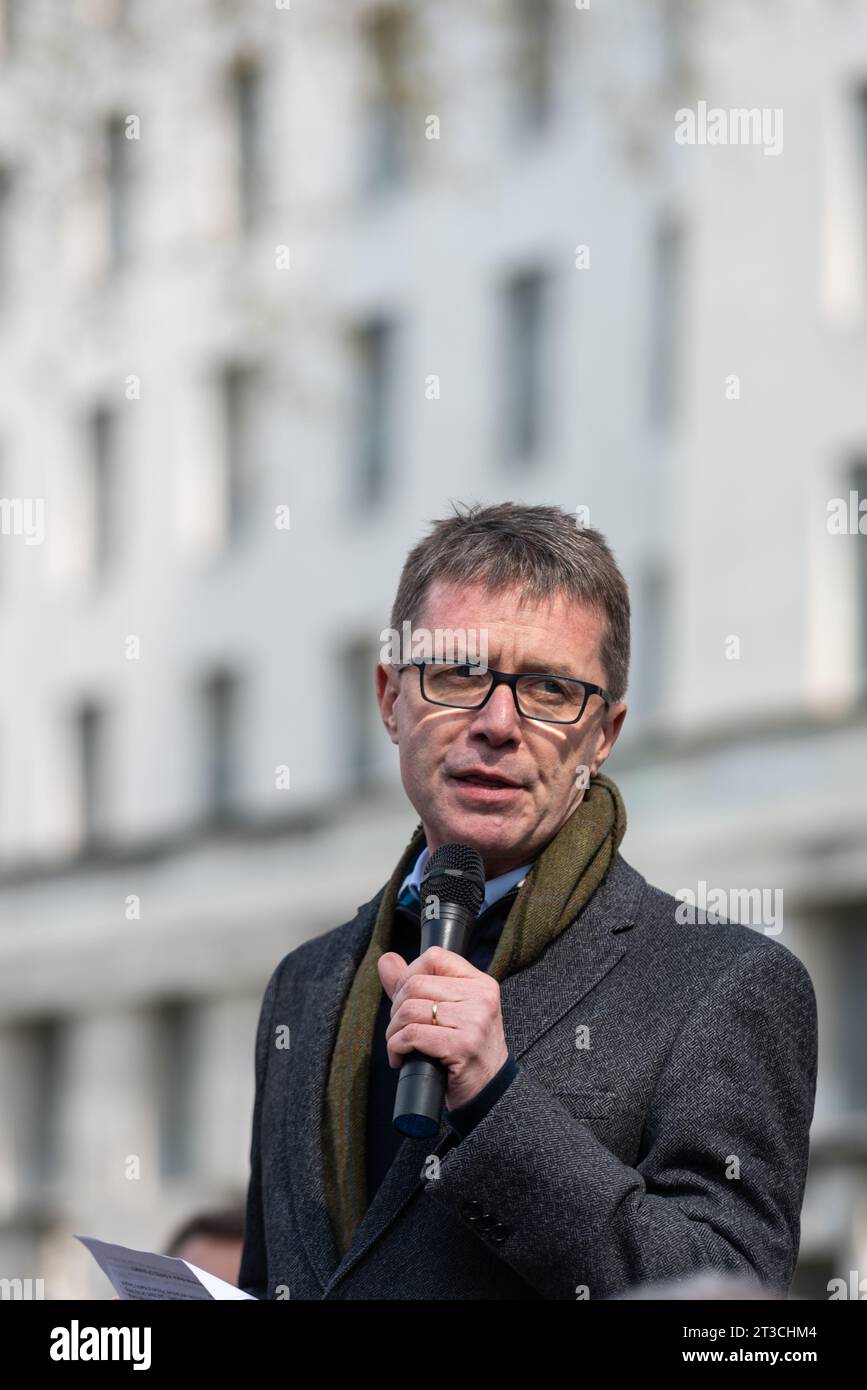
<box><xmin>378</xmin><ymin>951</ymin><xmax>405</xmax><ymax>999</ymax></box>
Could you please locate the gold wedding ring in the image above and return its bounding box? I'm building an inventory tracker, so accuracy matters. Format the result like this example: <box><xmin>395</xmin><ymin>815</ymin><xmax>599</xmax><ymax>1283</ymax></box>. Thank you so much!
<box><xmin>431</xmin><ymin>1000</ymin><xmax>438</xmax><ymax>1024</ymax></box>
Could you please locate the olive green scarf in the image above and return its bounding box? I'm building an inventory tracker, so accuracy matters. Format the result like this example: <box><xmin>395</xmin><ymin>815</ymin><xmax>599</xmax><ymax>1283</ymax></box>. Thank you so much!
<box><xmin>322</xmin><ymin>772</ymin><xmax>627</xmax><ymax>1258</ymax></box>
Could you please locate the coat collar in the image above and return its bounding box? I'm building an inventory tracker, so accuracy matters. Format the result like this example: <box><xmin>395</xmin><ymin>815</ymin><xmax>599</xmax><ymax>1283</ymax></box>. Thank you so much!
<box><xmin>286</xmin><ymin>848</ymin><xmax>647</xmax><ymax>1296</ymax></box>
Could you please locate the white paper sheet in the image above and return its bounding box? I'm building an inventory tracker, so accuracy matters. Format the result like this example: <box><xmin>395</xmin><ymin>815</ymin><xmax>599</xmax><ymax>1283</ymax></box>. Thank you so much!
<box><xmin>76</xmin><ymin>1235</ymin><xmax>257</xmax><ymax>1300</ymax></box>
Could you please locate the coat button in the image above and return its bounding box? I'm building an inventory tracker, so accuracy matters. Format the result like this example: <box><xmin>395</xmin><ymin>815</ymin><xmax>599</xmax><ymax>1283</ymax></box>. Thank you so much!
<box><xmin>476</xmin><ymin>1212</ymin><xmax>497</xmax><ymax>1232</ymax></box>
<box><xmin>460</xmin><ymin>1200</ymin><xmax>484</xmax><ymax>1222</ymax></box>
<box><xmin>489</xmin><ymin>1223</ymin><xmax>511</xmax><ymax>1243</ymax></box>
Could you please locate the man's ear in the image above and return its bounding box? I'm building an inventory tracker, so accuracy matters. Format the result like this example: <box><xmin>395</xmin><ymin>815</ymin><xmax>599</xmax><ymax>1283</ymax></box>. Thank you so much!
<box><xmin>591</xmin><ymin>701</ymin><xmax>627</xmax><ymax>775</ymax></box>
<box><xmin>376</xmin><ymin>662</ymin><xmax>401</xmax><ymax>743</ymax></box>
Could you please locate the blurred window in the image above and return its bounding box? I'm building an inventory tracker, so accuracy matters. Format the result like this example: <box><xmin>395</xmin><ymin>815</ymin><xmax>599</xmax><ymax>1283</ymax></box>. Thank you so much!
<box><xmin>512</xmin><ymin>0</ymin><xmax>556</xmax><ymax>135</ymax></box>
<box><xmin>221</xmin><ymin>364</ymin><xmax>261</xmax><ymax>544</ymax></box>
<box><xmin>106</xmin><ymin>115</ymin><xmax>133</xmax><ymax>269</ymax></box>
<box><xmin>0</xmin><ymin>0</ymin><xmax>23</xmax><ymax>55</ymax></box>
<box><xmin>341</xmin><ymin>635</ymin><xmax>380</xmax><ymax>791</ymax></box>
<box><xmin>0</xmin><ymin>167</ymin><xmax>11</xmax><ymax>304</ymax></box>
<box><xmin>30</xmin><ymin>1018</ymin><xmax>63</xmax><ymax>1189</ymax></box>
<box><xmin>636</xmin><ymin>558</ymin><xmax>670</xmax><ymax>723</ymax></box>
<box><xmin>648</xmin><ymin>219</ymin><xmax>684</xmax><ymax>428</ymax></box>
<box><xmin>830</xmin><ymin>902</ymin><xmax>867</xmax><ymax>1112</ymax></box>
<box><xmin>363</xmin><ymin>6</ymin><xmax>411</xmax><ymax>194</ymax></box>
<box><xmin>352</xmin><ymin>319</ymin><xmax>396</xmax><ymax>507</ymax></box>
<box><xmin>156</xmin><ymin>1001</ymin><xmax>197</xmax><ymax>1179</ymax></box>
<box><xmin>76</xmin><ymin>701</ymin><xmax>110</xmax><ymax>847</ymax></box>
<box><xmin>90</xmin><ymin>407</ymin><xmax>118</xmax><ymax>581</ymax></box>
<box><xmin>501</xmin><ymin>269</ymin><xmax>548</xmax><ymax>465</ymax></box>
<box><xmin>202</xmin><ymin>670</ymin><xmax>240</xmax><ymax>819</ymax></box>
<box><xmin>231</xmin><ymin>60</ymin><xmax>265</xmax><ymax>231</ymax></box>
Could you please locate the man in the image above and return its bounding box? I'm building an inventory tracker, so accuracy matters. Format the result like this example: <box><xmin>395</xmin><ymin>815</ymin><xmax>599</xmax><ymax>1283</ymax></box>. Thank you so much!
<box><xmin>164</xmin><ymin>1206</ymin><xmax>247</xmax><ymax>1289</ymax></box>
<box><xmin>238</xmin><ymin>501</ymin><xmax>817</xmax><ymax>1300</ymax></box>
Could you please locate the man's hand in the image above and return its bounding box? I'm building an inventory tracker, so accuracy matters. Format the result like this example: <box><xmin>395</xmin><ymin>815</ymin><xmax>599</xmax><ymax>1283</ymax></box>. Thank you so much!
<box><xmin>378</xmin><ymin>945</ymin><xmax>509</xmax><ymax>1111</ymax></box>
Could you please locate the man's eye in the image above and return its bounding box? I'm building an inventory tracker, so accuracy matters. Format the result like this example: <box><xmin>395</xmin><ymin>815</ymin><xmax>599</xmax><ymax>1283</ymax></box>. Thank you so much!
<box><xmin>524</xmin><ymin>677</ymin><xmax>569</xmax><ymax>699</ymax></box>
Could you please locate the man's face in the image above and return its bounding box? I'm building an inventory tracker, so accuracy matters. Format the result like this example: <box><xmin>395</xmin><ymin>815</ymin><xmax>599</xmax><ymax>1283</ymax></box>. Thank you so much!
<box><xmin>171</xmin><ymin>1236</ymin><xmax>243</xmax><ymax>1287</ymax></box>
<box><xmin>376</xmin><ymin>579</ymin><xmax>628</xmax><ymax>877</ymax></box>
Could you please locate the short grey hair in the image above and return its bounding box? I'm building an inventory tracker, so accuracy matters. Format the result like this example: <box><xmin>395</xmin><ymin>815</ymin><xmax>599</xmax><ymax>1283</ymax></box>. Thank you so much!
<box><xmin>389</xmin><ymin>501</ymin><xmax>631</xmax><ymax>702</ymax></box>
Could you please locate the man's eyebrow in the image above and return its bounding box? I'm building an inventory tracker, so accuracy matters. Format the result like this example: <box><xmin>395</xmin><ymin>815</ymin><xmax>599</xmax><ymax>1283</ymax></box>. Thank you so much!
<box><xmin>485</xmin><ymin>657</ymin><xmax>577</xmax><ymax>676</ymax></box>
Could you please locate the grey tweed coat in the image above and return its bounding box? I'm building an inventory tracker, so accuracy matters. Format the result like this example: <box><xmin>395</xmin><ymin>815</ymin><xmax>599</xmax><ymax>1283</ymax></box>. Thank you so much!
<box><xmin>238</xmin><ymin>850</ymin><xmax>818</xmax><ymax>1300</ymax></box>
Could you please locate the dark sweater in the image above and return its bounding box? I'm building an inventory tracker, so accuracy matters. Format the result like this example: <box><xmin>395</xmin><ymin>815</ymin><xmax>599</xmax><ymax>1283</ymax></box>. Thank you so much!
<box><xmin>365</xmin><ymin>885</ymin><xmax>521</xmax><ymax>1205</ymax></box>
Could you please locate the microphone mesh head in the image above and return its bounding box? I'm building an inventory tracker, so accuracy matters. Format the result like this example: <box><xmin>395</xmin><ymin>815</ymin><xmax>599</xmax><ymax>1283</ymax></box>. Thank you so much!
<box><xmin>421</xmin><ymin>843</ymin><xmax>485</xmax><ymax>915</ymax></box>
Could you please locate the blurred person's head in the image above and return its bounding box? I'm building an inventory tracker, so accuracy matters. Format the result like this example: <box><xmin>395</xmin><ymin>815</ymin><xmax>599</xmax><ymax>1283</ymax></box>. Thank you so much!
<box><xmin>377</xmin><ymin>502</ymin><xmax>629</xmax><ymax>877</ymax></box>
<box><xmin>163</xmin><ymin>1205</ymin><xmax>246</xmax><ymax>1286</ymax></box>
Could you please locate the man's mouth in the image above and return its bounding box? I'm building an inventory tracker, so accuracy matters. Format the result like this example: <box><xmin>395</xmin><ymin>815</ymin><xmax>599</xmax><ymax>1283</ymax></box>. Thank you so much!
<box><xmin>450</xmin><ymin>770</ymin><xmax>524</xmax><ymax>790</ymax></box>
<box><xmin>458</xmin><ymin>778</ymin><xmax>516</xmax><ymax>789</ymax></box>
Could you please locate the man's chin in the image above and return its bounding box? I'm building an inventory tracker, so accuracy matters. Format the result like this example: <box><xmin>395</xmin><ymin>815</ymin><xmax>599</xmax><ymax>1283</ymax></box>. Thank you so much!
<box><xmin>427</xmin><ymin>805</ymin><xmax>530</xmax><ymax>858</ymax></box>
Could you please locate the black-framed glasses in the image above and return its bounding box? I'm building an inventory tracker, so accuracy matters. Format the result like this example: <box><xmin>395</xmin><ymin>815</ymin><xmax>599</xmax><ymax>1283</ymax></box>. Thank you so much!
<box><xmin>397</xmin><ymin>659</ymin><xmax>612</xmax><ymax>725</ymax></box>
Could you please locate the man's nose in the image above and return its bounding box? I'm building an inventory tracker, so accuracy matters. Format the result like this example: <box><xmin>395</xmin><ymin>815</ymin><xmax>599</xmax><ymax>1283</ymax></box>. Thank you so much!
<box><xmin>469</xmin><ymin>682</ymin><xmax>521</xmax><ymax>738</ymax></box>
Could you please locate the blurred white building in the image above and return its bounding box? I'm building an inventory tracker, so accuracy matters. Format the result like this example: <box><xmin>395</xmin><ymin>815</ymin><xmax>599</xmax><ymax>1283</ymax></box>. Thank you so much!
<box><xmin>0</xmin><ymin>0</ymin><xmax>864</xmax><ymax>1297</ymax></box>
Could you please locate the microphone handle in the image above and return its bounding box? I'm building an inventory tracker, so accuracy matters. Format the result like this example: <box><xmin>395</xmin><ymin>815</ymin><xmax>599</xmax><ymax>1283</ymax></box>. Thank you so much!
<box><xmin>392</xmin><ymin>901</ymin><xmax>477</xmax><ymax>1138</ymax></box>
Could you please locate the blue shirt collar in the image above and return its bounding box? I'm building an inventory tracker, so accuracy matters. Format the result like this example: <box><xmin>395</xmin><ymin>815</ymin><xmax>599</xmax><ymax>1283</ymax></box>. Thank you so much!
<box><xmin>399</xmin><ymin>844</ymin><xmax>534</xmax><ymax>914</ymax></box>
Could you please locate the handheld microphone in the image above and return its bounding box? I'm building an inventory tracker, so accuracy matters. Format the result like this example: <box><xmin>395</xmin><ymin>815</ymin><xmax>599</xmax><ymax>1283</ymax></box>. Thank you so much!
<box><xmin>392</xmin><ymin>842</ymin><xmax>485</xmax><ymax>1138</ymax></box>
